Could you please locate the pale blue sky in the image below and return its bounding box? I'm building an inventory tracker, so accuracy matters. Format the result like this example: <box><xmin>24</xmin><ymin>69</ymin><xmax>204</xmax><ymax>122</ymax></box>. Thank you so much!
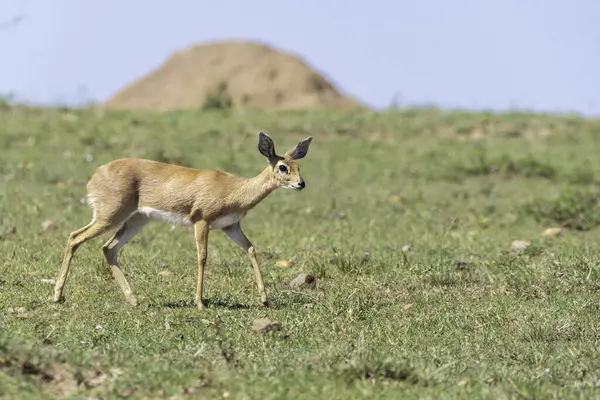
<box><xmin>1</xmin><ymin>0</ymin><xmax>599</xmax><ymax>115</ymax></box>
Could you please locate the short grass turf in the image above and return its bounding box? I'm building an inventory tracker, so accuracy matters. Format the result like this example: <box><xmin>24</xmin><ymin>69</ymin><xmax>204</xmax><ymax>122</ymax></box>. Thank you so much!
<box><xmin>1</xmin><ymin>105</ymin><xmax>600</xmax><ymax>399</ymax></box>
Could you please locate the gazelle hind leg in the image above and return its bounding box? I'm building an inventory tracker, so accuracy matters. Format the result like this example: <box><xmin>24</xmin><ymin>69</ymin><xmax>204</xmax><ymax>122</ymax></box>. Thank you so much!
<box><xmin>102</xmin><ymin>212</ymin><xmax>149</xmax><ymax>306</ymax></box>
<box><xmin>222</xmin><ymin>222</ymin><xmax>268</xmax><ymax>306</ymax></box>
<box><xmin>53</xmin><ymin>218</ymin><xmax>112</xmax><ymax>303</ymax></box>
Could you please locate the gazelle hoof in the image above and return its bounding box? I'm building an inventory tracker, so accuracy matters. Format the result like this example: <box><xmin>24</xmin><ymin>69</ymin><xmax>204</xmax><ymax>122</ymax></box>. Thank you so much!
<box><xmin>126</xmin><ymin>296</ymin><xmax>138</xmax><ymax>307</ymax></box>
<box><xmin>53</xmin><ymin>294</ymin><xmax>65</xmax><ymax>303</ymax></box>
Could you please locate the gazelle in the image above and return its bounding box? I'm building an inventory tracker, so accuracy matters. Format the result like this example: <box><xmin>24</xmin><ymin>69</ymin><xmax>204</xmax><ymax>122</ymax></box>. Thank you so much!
<box><xmin>53</xmin><ymin>132</ymin><xmax>313</xmax><ymax>309</ymax></box>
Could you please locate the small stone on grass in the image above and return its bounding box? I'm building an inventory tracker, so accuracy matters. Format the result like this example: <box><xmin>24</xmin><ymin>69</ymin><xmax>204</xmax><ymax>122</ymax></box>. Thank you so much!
<box><xmin>251</xmin><ymin>318</ymin><xmax>281</xmax><ymax>333</ymax></box>
<box><xmin>542</xmin><ymin>227</ymin><xmax>563</xmax><ymax>238</ymax></box>
<box><xmin>511</xmin><ymin>240</ymin><xmax>530</xmax><ymax>251</ymax></box>
<box><xmin>275</xmin><ymin>259</ymin><xmax>295</xmax><ymax>268</ymax></box>
<box><xmin>290</xmin><ymin>274</ymin><xmax>317</xmax><ymax>289</ymax></box>
<box><xmin>7</xmin><ymin>307</ymin><xmax>28</xmax><ymax>318</ymax></box>
<box><xmin>41</xmin><ymin>220</ymin><xmax>58</xmax><ymax>230</ymax></box>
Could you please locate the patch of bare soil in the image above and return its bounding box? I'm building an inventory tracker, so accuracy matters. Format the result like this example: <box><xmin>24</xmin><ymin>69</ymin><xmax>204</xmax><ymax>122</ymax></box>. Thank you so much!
<box><xmin>0</xmin><ymin>343</ymin><xmax>117</xmax><ymax>398</ymax></box>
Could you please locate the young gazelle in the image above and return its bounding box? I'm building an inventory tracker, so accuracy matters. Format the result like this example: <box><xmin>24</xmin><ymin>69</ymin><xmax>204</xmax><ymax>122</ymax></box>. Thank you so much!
<box><xmin>53</xmin><ymin>132</ymin><xmax>313</xmax><ymax>309</ymax></box>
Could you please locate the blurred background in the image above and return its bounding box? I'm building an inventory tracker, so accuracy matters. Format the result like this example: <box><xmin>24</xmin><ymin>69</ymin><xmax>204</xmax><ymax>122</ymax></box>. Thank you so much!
<box><xmin>0</xmin><ymin>0</ymin><xmax>598</xmax><ymax>115</ymax></box>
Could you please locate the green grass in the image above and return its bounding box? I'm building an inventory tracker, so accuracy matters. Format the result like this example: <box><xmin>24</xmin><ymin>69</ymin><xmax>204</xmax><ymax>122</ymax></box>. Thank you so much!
<box><xmin>2</xmin><ymin>105</ymin><xmax>600</xmax><ymax>399</ymax></box>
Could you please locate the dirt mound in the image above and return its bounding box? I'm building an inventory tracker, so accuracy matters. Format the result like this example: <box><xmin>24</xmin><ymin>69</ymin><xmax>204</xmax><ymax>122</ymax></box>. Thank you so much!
<box><xmin>105</xmin><ymin>40</ymin><xmax>360</xmax><ymax>111</ymax></box>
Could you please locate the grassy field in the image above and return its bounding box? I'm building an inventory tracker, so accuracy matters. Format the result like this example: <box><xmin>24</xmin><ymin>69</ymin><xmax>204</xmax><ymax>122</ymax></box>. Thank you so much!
<box><xmin>1</xmin><ymin>104</ymin><xmax>600</xmax><ymax>399</ymax></box>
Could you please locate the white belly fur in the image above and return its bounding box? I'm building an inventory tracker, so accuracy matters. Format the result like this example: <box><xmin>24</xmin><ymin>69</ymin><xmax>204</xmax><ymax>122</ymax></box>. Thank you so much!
<box><xmin>139</xmin><ymin>207</ymin><xmax>191</xmax><ymax>226</ymax></box>
<box><xmin>137</xmin><ymin>207</ymin><xmax>244</xmax><ymax>230</ymax></box>
<box><xmin>209</xmin><ymin>212</ymin><xmax>245</xmax><ymax>229</ymax></box>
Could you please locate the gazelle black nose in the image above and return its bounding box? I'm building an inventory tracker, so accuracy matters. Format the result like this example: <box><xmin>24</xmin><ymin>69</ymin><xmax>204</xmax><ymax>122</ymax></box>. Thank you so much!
<box><xmin>298</xmin><ymin>181</ymin><xmax>305</xmax><ymax>189</ymax></box>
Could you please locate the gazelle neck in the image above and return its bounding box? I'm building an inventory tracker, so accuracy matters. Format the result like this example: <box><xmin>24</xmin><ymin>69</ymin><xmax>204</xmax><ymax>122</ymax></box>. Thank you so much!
<box><xmin>233</xmin><ymin>165</ymin><xmax>279</xmax><ymax>210</ymax></box>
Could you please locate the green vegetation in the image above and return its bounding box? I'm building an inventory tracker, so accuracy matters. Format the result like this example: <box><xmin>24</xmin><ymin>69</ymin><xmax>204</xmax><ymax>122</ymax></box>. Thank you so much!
<box><xmin>1</xmin><ymin>105</ymin><xmax>600</xmax><ymax>399</ymax></box>
<box><xmin>202</xmin><ymin>83</ymin><xmax>234</xmax><ymax>111</ymax></box>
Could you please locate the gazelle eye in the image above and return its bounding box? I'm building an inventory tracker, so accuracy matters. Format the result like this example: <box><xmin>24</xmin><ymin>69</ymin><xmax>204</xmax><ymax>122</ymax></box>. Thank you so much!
<box><xmin>278</xmin><ymin>164</ymin><xmax>288</xmax><ymax>173</ymax></box>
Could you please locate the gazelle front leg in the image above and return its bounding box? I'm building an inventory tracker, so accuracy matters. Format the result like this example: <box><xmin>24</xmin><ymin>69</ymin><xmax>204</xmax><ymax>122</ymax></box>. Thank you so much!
<box><xmin>222</xmin><ymin>222</ymin><xmax>268</xmax><ymax>306</ymax></box>
<box><xmin>194</xmin><ymin>220</ymin><xmax>210</xmax><ymax>309</ymax></box>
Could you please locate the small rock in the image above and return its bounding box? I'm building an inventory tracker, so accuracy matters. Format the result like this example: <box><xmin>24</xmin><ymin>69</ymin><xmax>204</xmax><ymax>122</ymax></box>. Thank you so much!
<box><xmin>361</xmin><ymin>251</ymin><xmax>371</xmax><ymax>263</ymax></box>
<box><xmin>389</xmin><ymin>195</ymin><xmax>403</xmax><ymax>204</ymax></box>
<box><xmin>542</xmin><ymin>227</ymin><xmax>563</xmax><ymax>238</ymax></box>
<box><xmin>251</xmin><ymin>318</ymin><xmax>281</xmax><ymax>333</ymax></box>
<box><xmin>290</xmin><ymin>274</ymin><xmax>317</xmax><ymax>289</ymax></box>
<box><xmin>511</xmin><ymin>240</ymin><xmax>530</xmax><ymax>251</ymax></box>
<box><xmin>275</xmin><ymin>259</ymin><xmax>295</xmax><ymax>268</ymax></box>
<box><xmin>7</xmin><ymin>307</ymin><xmax>27</xmax><ymax>318</ymax></box>
<box><xmin>158</xmin><ymin>270</ymin><xmax>172</xmax><ymax>276</ymax></box>
<box><xmin>401</xmin><ymin>245</ymin><xmax>411</xmax><ymax>252</ymax></box>
<box><xmin>41</xmin><ymin>220</ymin><xmax>58</xmax><ymax>230</ymax></box>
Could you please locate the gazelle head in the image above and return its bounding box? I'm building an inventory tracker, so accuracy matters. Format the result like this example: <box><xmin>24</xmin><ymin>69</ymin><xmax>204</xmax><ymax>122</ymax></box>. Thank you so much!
<box><xmin>258</xmin><ymin>132</ymin><xmax>313</xmax><ymax>191</ymax></box>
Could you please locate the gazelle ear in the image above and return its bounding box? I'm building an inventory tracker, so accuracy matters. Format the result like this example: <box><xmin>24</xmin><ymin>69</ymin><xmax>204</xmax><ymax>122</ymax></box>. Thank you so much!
<box><xmin>286</xmin><ymin>136</ymin><xmax>313</xmax><ymax>160</ymax></box>
<box><xmin>258</xmin><ymin>132</ymin><xmax>277</xmax><ymax>162</ymax></box>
